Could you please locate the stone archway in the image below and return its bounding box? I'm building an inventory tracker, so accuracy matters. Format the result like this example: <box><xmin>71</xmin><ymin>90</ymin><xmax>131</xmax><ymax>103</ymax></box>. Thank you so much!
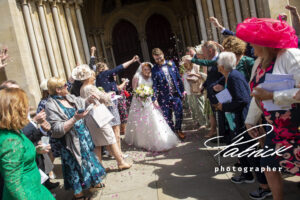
<box><xmin>112</xmin><ymin>19</ymin><xmax>142</xmax><ymax>84</ymax></box>
<box><xmin>146</xmin><ymin>14</ymin><xmax>176</xmax><ymax>61</ymax></box>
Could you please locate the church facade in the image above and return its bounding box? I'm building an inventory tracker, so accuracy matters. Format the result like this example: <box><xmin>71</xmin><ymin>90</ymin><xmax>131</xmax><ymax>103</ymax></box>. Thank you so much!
<box><xmin>0</xmin><ymin>0</ymin><xmax>299</xmax><ymax>106</ymax></box>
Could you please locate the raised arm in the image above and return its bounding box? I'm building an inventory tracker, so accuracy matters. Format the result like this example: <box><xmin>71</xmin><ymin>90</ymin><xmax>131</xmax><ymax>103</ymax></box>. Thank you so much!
<box><xmin>89</xmin><ymin>46</ymin><xmax>97</xmax><ymax>71</ymax></box>
<box><xmin>122</xmin><ymin>55</ymin><xmax>139</xmax><ymax>69</ymax></box>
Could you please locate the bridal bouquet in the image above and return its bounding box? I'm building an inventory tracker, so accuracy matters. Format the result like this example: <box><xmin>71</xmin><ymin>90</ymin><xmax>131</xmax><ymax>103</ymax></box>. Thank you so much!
<box><xmin>134</xmin><ymin>84</ymin><xmax>153</xmax><ymax>102</ymax></box>
<box><xmin>98</xmin><ymin>87</ymin><xmax>105</xmax><ymax>92</ymax></box>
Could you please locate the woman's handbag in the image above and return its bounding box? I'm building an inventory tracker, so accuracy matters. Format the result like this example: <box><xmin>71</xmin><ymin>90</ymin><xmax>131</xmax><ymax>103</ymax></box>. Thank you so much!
<box><xmin>90</xmin><ymin>103</ymin><xmax>114</xmax><ymax>128</ymax></box>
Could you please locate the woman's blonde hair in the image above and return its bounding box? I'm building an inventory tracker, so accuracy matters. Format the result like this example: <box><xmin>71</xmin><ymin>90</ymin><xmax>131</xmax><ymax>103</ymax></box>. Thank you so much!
<box><xmin>222</xmin><ymin>36</ymin><xmax>247</xmax><ymax>56</ymax></box>
<box><xmin>96</xmin><ymin>62</ymin><xmax>108</xmax><ymax>75</ymax></box>
<box><xmin>0</xmin><ymin>88</ymin><xmax>29</xmax><ymax>131</ymax></box>
<box><xmin>47</xmin><ymin>77</ymin><xmax>66</xmax><ymax>95</ymax></box>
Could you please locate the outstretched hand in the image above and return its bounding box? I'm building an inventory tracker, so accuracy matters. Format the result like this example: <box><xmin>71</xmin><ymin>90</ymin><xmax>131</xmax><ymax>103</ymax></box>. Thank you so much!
<box><xmin>0</xmin><ymin>48</ymin><xmax>8</xmax><ymax>69</ymax></box>
<box><xmin>132</xmin><ymin>55</ymin><xmax>140</xmax><ymax>63</ymax></box>
<box><xmin>209</xmin><ymin>17</ymin><xmax>224</xmax><ymax>30</ymax></box>
<box><xmin>286</xmin><ymin>5</ymin><xmax>298</xmax><ymax>15</ymax></box>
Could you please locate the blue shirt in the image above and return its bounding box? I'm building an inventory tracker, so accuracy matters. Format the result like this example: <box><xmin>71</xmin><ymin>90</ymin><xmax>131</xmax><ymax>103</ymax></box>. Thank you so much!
<box><xmin>96</xmin><ymin>64</ymin><xmax>124</xmax><ymax>94</ymax></box>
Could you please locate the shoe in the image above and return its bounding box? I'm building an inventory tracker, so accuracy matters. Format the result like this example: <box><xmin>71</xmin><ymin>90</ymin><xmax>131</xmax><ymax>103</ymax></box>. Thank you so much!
<box><xmin>44</xmin><ymin>181</ymin><xmax>60</xmax><ymax>190</ymax></box>
<box><xmin>231</xmin><ymin>174</ymin><xmax>255</xmax><ymax>184</ymax></box>
<box><xmin>118</xmin><ymin>163</ymin><xmax>132</xmax><ymax>171</ymax></box>
<box><xmin>249</xmin><ymin>187</ymin><xmax>272</xmax><ymax>200</ymax></box>
<box><xmin>176</xmin><ymin>130</ymin><xmax>186</xmax><ymax>140</ymax></box>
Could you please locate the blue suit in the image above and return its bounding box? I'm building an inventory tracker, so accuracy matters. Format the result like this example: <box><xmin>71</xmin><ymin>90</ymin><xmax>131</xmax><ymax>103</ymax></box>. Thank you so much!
<box><xmin>152</xmin><ymin>60</ymin><xmax>184</xmax><ymax>131</ymax></box>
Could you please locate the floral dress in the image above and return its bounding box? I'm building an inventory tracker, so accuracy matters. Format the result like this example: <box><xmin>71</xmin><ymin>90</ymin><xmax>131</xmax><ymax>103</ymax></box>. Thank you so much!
<box><xmin>250</xmin><ymin>61</ymin><xmax>300</xmax><ymax>175</ymax></box>
<box><xmin>57</xmin><ymin>102</ymin><xmax>106</xmax><ymax>194</ymax></box>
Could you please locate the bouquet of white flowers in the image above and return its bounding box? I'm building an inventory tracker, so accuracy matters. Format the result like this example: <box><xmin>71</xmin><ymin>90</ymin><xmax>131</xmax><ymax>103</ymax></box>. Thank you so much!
<box><xmin>134</xmin><ymin>84</ymin><xmax>153</xmax><ymax>102</ymax></box>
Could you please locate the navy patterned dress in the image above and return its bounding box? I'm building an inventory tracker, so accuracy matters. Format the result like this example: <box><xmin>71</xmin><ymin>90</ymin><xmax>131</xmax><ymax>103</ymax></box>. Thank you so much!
<box><xmin>57</xmin><ymin>102</ymin><xmax>106</xmax><ymax>194</ymax></box>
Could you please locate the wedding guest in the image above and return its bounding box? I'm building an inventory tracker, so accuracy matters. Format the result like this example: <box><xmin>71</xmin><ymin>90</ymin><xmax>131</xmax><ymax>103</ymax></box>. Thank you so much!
<box><xmin>96</xmin><ymin>55</ymin><xmax>139</xmax><ymax>156</ymax></box>
<box><xmin>184</xmin><ymin>42</ymin><xmax>227</xmax><ymax>141</ymax></box>
<box><xmin>45</xmin><ymin>77</ymin><xmax>106</xmax><ymax>200</ymax></box>
<box><xmin>36</xmin><ymin>80</ymin><xmax>61</xmax><ymax>179</ymax></box>
<box><xmin>213</xmin><ymin>52</ymin><xmax>255</xmax><ymax>184</ymax></box>
<box><xmin>182</xmin><ymin>55</ymin><xmax>207</xmax><ymax>129</ymax></box>
<box><xmin>0</xmin><ymin>88</ymin><xmax>54</xmax><ymax>200</ymax></box>
<box><xmin>210</xmin><ymin>17</ymin><xmax>255</xmax><ymax>58</ymax></box>
<box><xmin>237</xmin><ymin>18</ymin><xmax>300</xmax><ymax>200</ymax></box>
<box><xmin>222</xmin><ymin>36</ymin><xmax>255</xmax><ymax>82</ymax></box>
<box><xmin>73</xmin><ymin>65</ymin><xmax>131</xmax><ymax>170</ymax></box>
<box><xmin>117</xmin><ymin>78</ymin><xmax>130</xmax><ymax>135</ymax></box>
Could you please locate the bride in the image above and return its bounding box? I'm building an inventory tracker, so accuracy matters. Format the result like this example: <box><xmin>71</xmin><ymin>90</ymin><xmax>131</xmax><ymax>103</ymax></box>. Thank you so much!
<box><xmin>124</xmin><ymin>62</ymin><xmax>179</xmax><ymax>151</ymax></box>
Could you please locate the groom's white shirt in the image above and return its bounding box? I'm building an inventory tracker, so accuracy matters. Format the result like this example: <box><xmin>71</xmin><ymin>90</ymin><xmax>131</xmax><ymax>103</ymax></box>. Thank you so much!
<box><xmin>161</xmin><ymin>61</ymin><xmax>175</xmax><ymax>94</ymax></box>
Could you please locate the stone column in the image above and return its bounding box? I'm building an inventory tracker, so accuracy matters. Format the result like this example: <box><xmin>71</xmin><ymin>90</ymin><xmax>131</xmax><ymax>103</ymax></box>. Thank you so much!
<box><xmin>226</xmin><ymin>0</ymin><xmax>237</xmax><ymax>31</ymax></box>
<box><xmin>183</xmin><ymin>15</ymin><xmax>192</xmax><ymax>46</ymax></box>
<box><xmin>219</xmin><ymin>0</ymin><xmax>229</xmax><ymax>29</ymax></box>
<box><xmin>249</xmin><ymin>0</ymin><xmax>257</xmax><ymax>17</ymax></box>
<box><xmin>29</xmin><ymin>1</ymin><xmax>52</xmax><ymax>79</ymax></box>
<box><xmin>0</xmin><ymin>0</ymin><xmax>41</xmax><ymax>106</ymax></box>
<box><xmin>58</xmin><ymin>3</ymin><xmax>76</xmax><ymax>71</ymax></box>
<box><xmin>240</xmin><ymin>0</ymin><xmax>251</xmax><ymax>19</ymax></box>
<box><xmin>178</xmin><ymin>17</ymin><xmax>186</xmax><ymax>48</ymax></box>
<box><xmin>92</xmin><ymin>31</ymin><xmax>101</xmax><ymax>59</ymax></box>
<box><xmin>139</xmin><ymin>33</ymin><xmax>150</xmax><ymax>61</ymax></box>
<box><xmin>189</xmin><ymin>15</ymin><xmax>199</xmax><ymax>45</ymax></box>
<box><xmin>51</xmin><ymin>0</ymin><xmax>71</xmax><ymax>78</ymax></box>
<box><xmin>109</xmin><ymin>45</ymin><xmax>117</xmax><ymax>67</ymax></box>
<box><xmin>44</xmin><ymin>2</ymin><xmax>66</xmax><ymax>79</ymax></box>
<box><xmin>22</xmin><ymin>0</ymin><xmax>45</xmax><ymax>82</ymax></box>
<box><xmin>75</xmin><ymin>0</ymin><xmax>90</xmax><ymax>63</ymax></box>
<box><xmin>37</xmin><ymin>0</ymin><xmax>59</xmax><ymax>77</ymax></box>
<box><xmin>65</xmin><ymin>2</ymin><xmax>82</xmax><ymax>65</ymax></box>
<box><xmin>195</xmin><ymin>0</ymin><xmax>207</xmax><ymax>41</ymax></box>
<box><xmin>70</xmin><ymin>4</ymin><xmax>86</xmax><ymax>64</ymax></box>
<box><xmin>206</xmin><ymin>0</ymin><xmax>218</xmax><ymax>42</ymax></box>
<box><xmin>100</xmin><ymin>30</ymin><xmax>109</xmax><ymax>63</ymax></box>
<box><xmin>233</xmin><ymin>0</ymin><xmax>242</xmax><ymax>23</ymax></box>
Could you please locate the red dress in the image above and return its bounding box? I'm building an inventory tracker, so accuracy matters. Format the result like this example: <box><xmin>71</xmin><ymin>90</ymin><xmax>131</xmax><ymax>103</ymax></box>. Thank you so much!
<box><xmin>251</xmin><ymin>61</ymin><xmax>300</xmax><ymax>175</ymax></box>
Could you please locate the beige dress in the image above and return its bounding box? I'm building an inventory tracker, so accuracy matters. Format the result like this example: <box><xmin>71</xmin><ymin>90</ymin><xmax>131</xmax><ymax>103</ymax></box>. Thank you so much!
<box><xmin>80</xmin><ymin>84</ymin><xmax>116</xmax><ymax>146</ymax></box>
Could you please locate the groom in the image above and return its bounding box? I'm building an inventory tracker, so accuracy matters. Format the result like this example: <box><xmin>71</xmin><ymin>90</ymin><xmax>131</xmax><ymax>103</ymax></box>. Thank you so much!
<box><xmin>151</xmin><ymin>48</ymin><xmax>185</xmax><ymax>140</ymax></box>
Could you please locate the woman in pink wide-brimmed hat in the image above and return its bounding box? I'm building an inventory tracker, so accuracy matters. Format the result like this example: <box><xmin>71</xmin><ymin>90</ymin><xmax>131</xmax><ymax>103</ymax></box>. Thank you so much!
<box><xmin>237</xmin><ymin>18</ymin><xmax>300</xmax><ymax>200</ymax></box>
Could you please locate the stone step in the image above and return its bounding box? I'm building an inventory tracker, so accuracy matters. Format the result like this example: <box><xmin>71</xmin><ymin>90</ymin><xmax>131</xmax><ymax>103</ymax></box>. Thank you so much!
<box><xmin>183</xmin><ymin>113</ymin><xmax>192</xmax><ymax>118</ymax></box>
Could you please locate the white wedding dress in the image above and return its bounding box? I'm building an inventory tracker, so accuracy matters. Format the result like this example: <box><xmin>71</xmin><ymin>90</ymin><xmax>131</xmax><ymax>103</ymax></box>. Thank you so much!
<box><xmin>124</xmin><ymin>74</ymin><xmax>180</xmax><ymax>152</ymax></box>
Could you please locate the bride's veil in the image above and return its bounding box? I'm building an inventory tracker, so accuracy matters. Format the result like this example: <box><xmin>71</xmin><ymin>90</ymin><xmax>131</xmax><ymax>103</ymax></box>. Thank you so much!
<box><xmin>133</xmin><ymin>62</ymin><xmax>154</xmax><ymax>80</ymax></box>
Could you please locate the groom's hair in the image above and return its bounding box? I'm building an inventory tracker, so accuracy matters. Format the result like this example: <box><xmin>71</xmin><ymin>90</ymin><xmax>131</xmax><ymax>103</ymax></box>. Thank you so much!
<box><xmin>152</xmin><ymin>48</ymin><xmax>164</xmax><ymax>56</ymax></box>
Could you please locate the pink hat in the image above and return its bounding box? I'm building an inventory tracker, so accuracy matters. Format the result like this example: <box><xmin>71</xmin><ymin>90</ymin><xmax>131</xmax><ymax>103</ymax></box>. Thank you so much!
<box><xmin>236</xmin><ymin>18</ymin><xmax>298</xmax><ymax>49</ymax></box>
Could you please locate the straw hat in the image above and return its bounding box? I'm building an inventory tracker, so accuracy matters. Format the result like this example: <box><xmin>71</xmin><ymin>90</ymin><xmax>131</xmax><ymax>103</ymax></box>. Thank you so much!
<box><xmin>72</xmin><ymin>64</ymin><xmax>92</xmax><ymax>81</ymax></box>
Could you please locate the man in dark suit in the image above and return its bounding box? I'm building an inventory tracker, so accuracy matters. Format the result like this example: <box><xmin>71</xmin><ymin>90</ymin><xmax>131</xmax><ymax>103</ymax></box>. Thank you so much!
<box><xmin>151</xmin><ymin>48</ymin><xmax>185</xmax><ymax>140</ymax></box>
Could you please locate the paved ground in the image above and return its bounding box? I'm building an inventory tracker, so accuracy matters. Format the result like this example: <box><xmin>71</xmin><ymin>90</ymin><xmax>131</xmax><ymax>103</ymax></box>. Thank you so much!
<box><xmin>52</xmin><ymin>111</ymin><xmax>300</xmax><ymax>200</ymax></box>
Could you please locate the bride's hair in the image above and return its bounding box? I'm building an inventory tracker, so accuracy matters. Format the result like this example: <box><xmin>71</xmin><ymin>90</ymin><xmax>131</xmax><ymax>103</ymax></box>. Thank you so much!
<box><xmin>133</xmin><ymin>62</ymin><xmax>153</xmax><ymax>80</ymax></box>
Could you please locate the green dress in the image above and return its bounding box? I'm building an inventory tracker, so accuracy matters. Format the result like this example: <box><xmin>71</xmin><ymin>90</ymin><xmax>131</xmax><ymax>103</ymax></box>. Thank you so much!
<box><xmin>0</xmin><ymin>129</ymin><xmax>54</xmax><ymax>200</ymax></box>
